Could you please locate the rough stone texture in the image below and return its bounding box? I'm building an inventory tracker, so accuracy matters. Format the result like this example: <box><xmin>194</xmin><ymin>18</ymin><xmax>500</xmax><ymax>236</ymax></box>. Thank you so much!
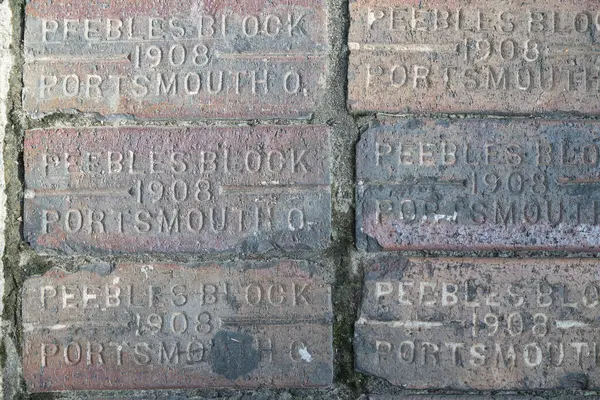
<box><xmin>24</xmin><ymin>126</ymin><xmax>331</xmax><ymax>254</ymax></box>
<box><xmin>22</xmin><ymin>260</ymin><xmax>333</xmax><ymax>391</ymax></box>
<box><xmin>23</xmin><ymin>0</ymin><xmax>328</xmax><ymax>119</ymax></box>
<box><xmin>356</xmin><ymin>256</ymin><xmax>600</xmax><ymax>390</ymax></box>
<box><xmin>348</xmin><ymin>0</ymin><xmax>600</xmax><ymax>114</ymax></box>
<box><xmin>357</xmin><ymin>119</ymin><xmax>600</xmax><ymax>251</ymax></box>
<box><xmin>0</xmin><ymin>2</ymin><xmax>10</xmax><ymax>400</ymax></box>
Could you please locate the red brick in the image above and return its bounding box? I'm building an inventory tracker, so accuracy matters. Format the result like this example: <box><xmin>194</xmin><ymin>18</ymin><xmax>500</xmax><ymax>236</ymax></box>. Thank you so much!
<box><xmin>357</xmin><ymin>119</ymin><xmax>600</xmax><ymax>251</ymax></box>
<box><xmin>22</xmin><ymin>260</ymin><xmax>333</xmax><ymax>391</ymax></box>
<box><xmin>24</xmin><ymin>0</ymin><xmax>327</xmax><ymax>119</ymax></box>
<box><xmin>24</xmin><ymin>126</ymin><xmax>331</xmax><ymax>254</ymax></box>
<box><xmin>348</xmin><ymin>0</ymin><xmax>600</xmax><ymax>114</ymax></box>
<box><xmin>356</xmin><ymin>257</ymin><xmax>600</xmax><ymax>389</ymax></box>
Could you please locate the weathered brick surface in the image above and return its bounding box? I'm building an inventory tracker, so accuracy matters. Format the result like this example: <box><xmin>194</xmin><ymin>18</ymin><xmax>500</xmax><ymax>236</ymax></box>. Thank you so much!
<box><xmin>356</xmin><ymin>256</ymin><xmax>600</xmax><ymax>389</ymax></box>
<box><xmin>24</xmin><ymin>126</ymin><xmax>331</xmax><ymax>254</ymax></box>
<box><xmin>23</xmin><ymin>0</ymin><xmax>328</xmax><ymax>119</ymax></box>
<box><xmin>357</xmin><ymin>119</ymin><xmax>600</xmax><ymax>251</ymax></box>
<box><xmin>22</xmin><ymin>260</ymin><xmax>333</xmax><ymax>391</ymax></box>
<box><xmin>348</xmin><ymin>0</ymin><xmax>600</xmax><ymax>114</ymax></box>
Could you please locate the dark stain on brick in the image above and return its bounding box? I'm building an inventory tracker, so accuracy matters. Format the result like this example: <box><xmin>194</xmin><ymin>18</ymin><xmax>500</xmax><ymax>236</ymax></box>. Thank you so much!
<box><xmin>22</xmin><ymin>261</ymin><xmax>333</xmax><ymax>391</ymax></box>
<box><xmin>560</xmin><ymin>373</ymin><xmax>589</xmax><ymax>389</ymax></box>
<box><xmin>210</xmin><ymin>330</ymin><xmax>260</xmax><ymax>380</ymax></box>
<box><xmin>80</xmin><ymin>262</ymin><xmax>113</xmax><ymax>276</ymax></box>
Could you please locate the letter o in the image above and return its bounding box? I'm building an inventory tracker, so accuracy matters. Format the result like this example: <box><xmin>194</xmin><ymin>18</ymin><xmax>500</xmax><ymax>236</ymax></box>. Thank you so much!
<box><xmin>184</xmin><ymin>73</ymin><xmax>201</xmax><ymax>95</ymax></box>
<box><xmin>290</xmin><ymin>340</ymin><xmax>308</xmax><ymax>361</ymax></box>
<box><xmin>245</xmin><ymin>151</ymin><xmax>262</xmax><ymax>173</ymax></box>
<box><xmin>523</xmin><ymin>343</ymin><xmax>542</xmax><ymax>367</ymax></box>
<box><xmin>391</xmin><ymin>65</ymin><xmax>407</xmax><ymax>87</ymax></box>
<box><xmin>583</xmin><ymin>284</ymin><xmax>600</xmax><ymax>308</ymax></box>
<box><xmin>284</xmin><ymin>71</ymin><xmax>301</xmax><ymax>94</ymax></box>
<box><xmin>243</xmin><ymin>16</ymin><xmax>259</xmax><ymax>36</ymax></box>
<box><xmin>399</xmin><ymin>340</ymin><xmax>415</xmax><ymax>363</ymax></box>
<box><xmin>187</xmin><ymin>209</ymin><xmax>204</xmax><ymax>232</ymax></box>
<box><xmin>267</xmin><ymin>150</ymin><xmax>284</xmax><ymax>172</ymax></box>
<box><xmin>287</xmin><ymin>208</ymin><xmax>305</xmax><ymax>231</ymax></box>
<box><xmin>524</xmin><ymin>201</ymin><xmax>540</xmax><ymax>224</ymax></box>
<box><xmin>575</xmin><ymin>12</ymin><xmax>590</xmax><ymax>33</ymax></box>
<box><xmin>517</xmin><ymin>67</ymin><xmax>532</xmax><ymax>91</ymax></box>
<box><xmin>187</xmin><ymin>341</ymin><xmax>204</xmax><ymax>363</ymax></box>
<box><xmin>64</xmin><ymin>342</ymin><xmax>82</xmax><ymax>365</ymax></box>
<box><xmin>63</xmin><ymin>74</ymin><xmax>80</xmax><ymax>97</ymax></box>
<box><xmin>399</xmin><ymin>199</ymin><xmax>417</xmax><ymax>222</ymax></box>
<box><xmin>245</xmin><ymin>284</ymin><xmax>262</xmax><ymax>305</ymax></box>
<box><xmin>65</xmin><ymin>209</ymin><xmax>83</xmax><ymax>233</ymax></box>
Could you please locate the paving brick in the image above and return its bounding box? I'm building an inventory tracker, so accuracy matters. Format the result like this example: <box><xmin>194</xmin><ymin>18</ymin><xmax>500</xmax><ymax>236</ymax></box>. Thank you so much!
<box><xmin>357</xmin><ymin>119</ymin><xmax>600</xmax><ymax>251</ymax></box>
<box><xmin>23</xmin><ymin>0</ymin><xmax>327</xmax><ymax>119</ymax></box>
<box><xmin>356</xmin><ymin>256</ymin><xmax>600</xmax><ymax>389</ymax></box>
<box><xmin>348</xmin><ymin>0</ymin><xmax>600</xmax><ymax>114</ymax></box>
<box><xmin>22</xmin><ymin>260</ymin><xmax>333</xmax><ymax>391</ymax></box>
<box><xmin>24</xmin><ymin>126</ymin><xmax>331</xmax><ymax>254</ymax></box>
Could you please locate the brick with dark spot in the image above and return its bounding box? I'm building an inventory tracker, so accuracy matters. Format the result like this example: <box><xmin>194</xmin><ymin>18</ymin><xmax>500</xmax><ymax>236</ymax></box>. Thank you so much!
<box><xmin>210</xmin><ymin>331</ymin><xmax>260</xmax><ymax>379</ymax></box>
<box><xmin>22</xmin><ymin>260</ymin><xmax>333</xmax><ymax>391</ymax></box>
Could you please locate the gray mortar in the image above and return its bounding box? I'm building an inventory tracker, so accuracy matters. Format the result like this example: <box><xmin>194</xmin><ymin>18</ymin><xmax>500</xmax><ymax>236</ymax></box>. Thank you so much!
<box><xmin>3</xmin><ymin>0</ymin><xmax>600</xmax><ymax>399</ymax></box>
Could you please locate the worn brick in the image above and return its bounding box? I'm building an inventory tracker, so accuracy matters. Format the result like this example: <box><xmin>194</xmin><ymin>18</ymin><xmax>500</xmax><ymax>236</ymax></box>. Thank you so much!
<box><xmin>23</xmin><ymin>0</ymin><xmax>327</xmax><ymax>119</ymax></box>
<box><xmin>356</xmin><ymin>256</ymin><xmax>600</xmax><ymax>389</ymax></box>
<box><xmin>24</xmin><ymin>126</ymin><xmax>331</xmax><ymax>254</ymax></box>
<box><xmin>22</xmin><ymin>260</ymin><xmax>333</xmax><ymax>391</ymax></box>
<box><xmin>357</xmin><ymin>119</ymin><xmax>600</xmax><ymax>251</ymax></box>
<box><xmin>348</xmin><ymin>0</ymin><xmax>600</xmax><ymax>114</ymax></box>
